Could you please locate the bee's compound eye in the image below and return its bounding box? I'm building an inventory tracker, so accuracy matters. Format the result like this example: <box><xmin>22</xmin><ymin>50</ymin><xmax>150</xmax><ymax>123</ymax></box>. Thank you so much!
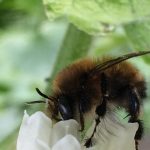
<box><xmin>58</xmin><ymin>96</ymin><xmax>73</xmax><ymax>120</ymax></box>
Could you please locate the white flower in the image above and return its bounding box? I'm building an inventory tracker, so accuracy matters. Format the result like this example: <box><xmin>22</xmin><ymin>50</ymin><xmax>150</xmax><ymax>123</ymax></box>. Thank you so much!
<box><xmin>17</xmin><ymin>111</ymin><xmax>138</xmax><ymax>150</ymax></box>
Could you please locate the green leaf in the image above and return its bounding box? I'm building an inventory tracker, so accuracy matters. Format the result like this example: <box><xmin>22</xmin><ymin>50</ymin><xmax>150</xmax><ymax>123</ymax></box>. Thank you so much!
<box><xmin>0</xmin><ymin>82</ymin><xmax>11</xmax><ymax>93</ymax></box>
<box><xmin>124</xmin><ymin>20</ymin><xmax>150</xmax><ymax>50</ymax></box>
<box><xmin>43</xmin><ymin>0</ymin><xmax>150</xmax><ymax>35</ymax></box>
<box><xmin>124</xmin><ymin>19</ymin><xmax>150</xmax><ymax>63</ymax></box>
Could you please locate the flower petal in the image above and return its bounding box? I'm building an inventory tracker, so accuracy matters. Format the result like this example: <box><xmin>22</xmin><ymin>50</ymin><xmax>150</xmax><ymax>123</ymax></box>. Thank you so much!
<box><xmin>17</xmin><ymin>111</ymin><xmax>52</xmax><ymax>150</ymax></box>
<box><xmin>52</xmin><ymin>135</ymin><xmax>81</xmax><ymax>150</ymax></box>
<box><xmin>83</xmin><ymin>112</ymin><xmax>138</xmax><ymax>150</ymax></box>
<box><xmin>51</xmin><ymin>119</ymin><xmax>79</xmax><ymax>146</ymax></box>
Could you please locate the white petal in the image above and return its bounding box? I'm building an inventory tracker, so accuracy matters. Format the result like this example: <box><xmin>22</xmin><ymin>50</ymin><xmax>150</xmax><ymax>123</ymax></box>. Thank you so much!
<box><xmin>51</xmin><ymin>119</ymin><xmax>79</xmax><ymax>146</ymax></box>
<box><xmin>83</xmin><ymin>112</ymin><xmax>138</xmax><ymax>150</ymax></box>
<box><xmin>17</xmin><ymin>111</ymin><xmax>52</xmax><ymax>150</ymax></box>
<box><xmin>52</xmin><ymin>135</ymin><xmax>81</xmax><ymax>150</ymax></box>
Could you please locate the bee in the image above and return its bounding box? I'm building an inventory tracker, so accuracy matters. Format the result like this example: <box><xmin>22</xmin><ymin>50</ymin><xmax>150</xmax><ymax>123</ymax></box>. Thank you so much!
<box><xmin>28</xmin><ymin>51</ymin><xmax>150</xmax><ymax>150</ymax></box>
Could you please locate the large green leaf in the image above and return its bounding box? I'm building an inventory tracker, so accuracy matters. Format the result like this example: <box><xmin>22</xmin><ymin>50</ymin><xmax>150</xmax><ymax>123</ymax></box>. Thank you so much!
<box><xmin>43</xmin><ymin>0</ymin><xmax>150</xmax><ymax>35</ymax></box>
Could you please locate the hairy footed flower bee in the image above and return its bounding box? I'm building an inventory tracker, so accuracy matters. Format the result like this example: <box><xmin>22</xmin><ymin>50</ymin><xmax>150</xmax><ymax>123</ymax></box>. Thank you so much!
<box><xmin>28</xmin><ymin>51</ymin><xmax>150</xmax><ymax>150</ymax></box>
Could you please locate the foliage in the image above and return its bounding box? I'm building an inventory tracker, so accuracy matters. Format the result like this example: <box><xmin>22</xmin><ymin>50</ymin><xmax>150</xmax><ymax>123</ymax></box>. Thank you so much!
<box><xmin>44</xmin><ymin>0</ymin><xmax>150</xmax><ymax>35</ymax></box>
<box><xmin>0</xmin><ymin>0</ymin><xmax>45</xmax><ymax>29</ymax></box>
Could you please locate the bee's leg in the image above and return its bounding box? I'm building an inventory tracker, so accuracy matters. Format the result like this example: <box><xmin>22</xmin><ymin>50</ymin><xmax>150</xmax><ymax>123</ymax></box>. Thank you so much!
<box><xmin>128</xmin><ymin>87</ymin><xmax>144</xmax><ymax>150</ymax></box>
<box><xmin>129</xmin><ymin>118</ymin><xmax>144</xmax><ymax>150</ymax></box>
<box><xmin>129</xmin><ymin>119</ymin><xmax>144</xmax><ymax>150</ymax></box>
<box><xmin>84</xmin><ymin>99</ymin><xmax>107</xmax><ymax>147</ymax></box>
<box><xmin>135</xmin><ymin>120</ymin><xmax>144</xmax><ymax>141</ymax></box>
<box><xmin>84</xmin><ymin>73</ymin><xmax>108</xmax><ymax>147</ymax></box>
<box><xmin>135</xmin><ymin>140</ymin><xmax>139</xmax><ymax>150</ymax></box>
<box><xmin>84</xmin><ymin>116</ymin><xmax>100</xmax><ymax>148</ymax></box>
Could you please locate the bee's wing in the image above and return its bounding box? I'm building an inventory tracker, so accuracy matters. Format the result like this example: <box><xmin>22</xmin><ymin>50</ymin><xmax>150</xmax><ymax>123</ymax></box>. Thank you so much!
<box><xmin>90</xmin><ymin>51</ymin><xmax>150</xmax><ymax>75</ymax></box>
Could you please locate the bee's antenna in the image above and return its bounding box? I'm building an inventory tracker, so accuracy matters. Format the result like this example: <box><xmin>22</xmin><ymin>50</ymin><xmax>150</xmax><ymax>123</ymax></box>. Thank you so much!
<box><xmin>25</xmin><ymin>88</ymin><xmax>58</xmax><ymax>105</ymax></box>
<box><xmin>36</xmin><ymin>88</ymin><xmax>57</xmax><ymax>102</ymax></box>
<box><xmin>36</xmin><ymin>88</ymin><xmax>50</xmax><ymax>99</ymax></box>
<box><xmin>90</xmin><ymin>51</ymin><xmax>150</xmax><ymax>75</ymax></box>
<box><xmin>26</xmin><ymin>100</ymin><xmax>46</xmax><ymax>105</ymax></box>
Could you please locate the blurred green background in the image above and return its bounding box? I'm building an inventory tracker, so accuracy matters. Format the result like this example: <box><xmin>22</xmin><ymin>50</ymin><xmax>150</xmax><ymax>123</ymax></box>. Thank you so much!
<box><xmin>0</xmin><ymin>0</ymin><xmax>150</xmax><ymax>149</ymax></box>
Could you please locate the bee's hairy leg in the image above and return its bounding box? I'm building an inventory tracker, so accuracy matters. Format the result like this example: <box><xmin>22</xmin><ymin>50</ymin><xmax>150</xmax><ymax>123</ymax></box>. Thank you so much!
<box><xmin>129</xmin><ymin>117</ymin><xmax>144</xmax><ymax>150</ymax></box>
<box><xmin>84</xmin><ymin>117</ymin><xmax>100</xmax><ymax>148</ymax></box>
